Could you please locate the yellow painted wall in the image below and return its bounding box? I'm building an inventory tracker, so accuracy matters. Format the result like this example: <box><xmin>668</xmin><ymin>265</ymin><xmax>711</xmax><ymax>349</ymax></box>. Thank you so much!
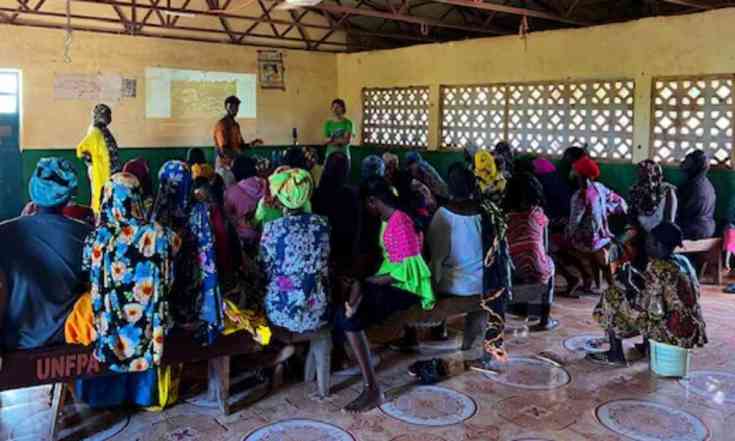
<box><xmin>0</xmin><ymin>26</ymin><xmax>337</xmax><ymax>149</ymax></box>
<box><xmin>337</xmin><ymin>8</ymin><xmax>735</xmax><ymax>161</ymax></box>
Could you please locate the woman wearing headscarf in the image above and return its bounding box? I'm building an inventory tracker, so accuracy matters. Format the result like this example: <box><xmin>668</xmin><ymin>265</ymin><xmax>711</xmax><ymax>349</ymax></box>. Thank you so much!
<box><xmin>565</xmin><ymin>156</ymin><xmax>627</xmax><ymax>293</ymax></box>
<box><xmin>361</xmin><ymin>155</ymin><xmax>385</xmax><ymax>180</ymax></box>
<box><xmin>76</xmin><ymin>104</ymin><xmax>121</xmax><ymax>213</ymax></box>
<box><xmin>152</xmin><ymin>160</ymin><xmax>224</xmax><ymax>345</ymax></box>
<box><xmin>531</xmin><ymin>158</ymin><xmax>572</xmax><ymax>224</ymax></box>
<box><xmin>621</xmin><ymin>159</ymin><xmax>678</xmax><ymax>269</ymax></box>
<box><xmin>590</xmin><ymin>222</ymin><xmax>707</xmax><ymax>366</ymax></box>
<box><xmin>73</xmin><ymin>173</ymin><xmax>179</xmax><ymax>408</ymax></box>
<box><xmin>473</xmin><ymin>150</ymin><xmax>507</xmax><ymax>206</ymax></box>
<box><xmin>225</xmin><ymin>156</ymin><xmax>266</xmax><ymax>251</ymax></box>
<box><xmin>123</xmin><ymin>158</ymin><xmax>154</xmax><ymax>213</ymax></box>
<box><xmin>0</xmin><ymin>158</ymin><xmax>91</xmax><ymax>351</ymax></box>
<box><xmin>493</xmin><ymin>141</ymin><xmax>514</xmax><ymax>179</ymax></box>
<box><xmin>405</xmin><ymin>151</ymin><xmax>450</xmax><ymax>201</ymax></box>
<box><xmin>83</xmin><ymin>173</ymin><xmax>179</xmax><ymax>372</ymax></box>
<box><xmin>382</xmin><ymin>152</ymin><xmax>400</xmax><ymax>186</ymax></box>
<box><xmin>259</xmin><ymin>168</ymin><xmax>330</xmax><ymax>333</ymax></box>
<box><xmin>677</xmin><ymin>150</ymin><xmax>716</xmax><ymax>240</ymax></box>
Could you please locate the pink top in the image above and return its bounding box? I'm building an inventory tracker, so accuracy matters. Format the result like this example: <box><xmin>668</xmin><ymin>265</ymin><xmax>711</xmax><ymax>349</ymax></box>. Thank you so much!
<box><xmin>224</xmin><ymin>176</ymin><xmax>266</xmax><ymax>243</ymax></box>
<box><xmin>383</xmin><ymin>210</ymin><xmax>422</xmax><ymax>263</ymax></box>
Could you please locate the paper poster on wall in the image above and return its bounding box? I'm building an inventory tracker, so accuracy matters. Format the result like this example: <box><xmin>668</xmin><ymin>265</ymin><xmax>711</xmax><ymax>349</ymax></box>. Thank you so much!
<box><xmin>54</xmin><ymin>73</ymin><xmax>136</xmax><ymax>102</ymax></box>
<box><xmin>258</xmin><ymin>50</ymin><xmax>285</xmax><ymax>90</ymax></box>
<box><xmin>145</xmin><ymin>68</ymin><xmax>256</xmax><ymax>119</ymax></box>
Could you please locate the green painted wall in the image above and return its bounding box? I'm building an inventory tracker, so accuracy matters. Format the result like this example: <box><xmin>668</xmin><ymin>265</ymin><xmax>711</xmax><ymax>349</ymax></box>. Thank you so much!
<box><xmin>21</xmin><ymin>146</ymin><xmax>735</xmax><ymax>224</ymax></box>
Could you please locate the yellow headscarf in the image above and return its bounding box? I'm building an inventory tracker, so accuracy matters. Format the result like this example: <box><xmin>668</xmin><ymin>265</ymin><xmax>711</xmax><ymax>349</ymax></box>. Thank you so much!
<box><xmin>268</xmin><ymin>167</ymin><xmax>314</xmax><ymax>210</ymax></box>
<box><xmin>191</xmin><ymin>163</ymin><xmax>215</xmax><ymax>180</ymax></box>
<box><xmin>474</xmin><ymin>150</ymin><xmax>506</xmax><ymax>193</ymax></box>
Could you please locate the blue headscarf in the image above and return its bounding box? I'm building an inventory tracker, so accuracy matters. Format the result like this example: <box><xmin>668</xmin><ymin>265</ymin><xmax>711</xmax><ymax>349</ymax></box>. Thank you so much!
<box><xmin>151</xmin><ymin>160</ymin><xmax>223</xmax><ymax>345</ymax></box>
<box><xmin>151</xmin><ymin>160</ymin><xmax>193</xmax><ymax>229</ymax></box>
<box><xmin>29</xmin><ymin>157</ymin><xmax>78</xmax><ymax>208</ymax></box>
<box><xmin>361</xmin><ymin>155</ymin><xmax>385</xmax><ymax>179</ymax></box>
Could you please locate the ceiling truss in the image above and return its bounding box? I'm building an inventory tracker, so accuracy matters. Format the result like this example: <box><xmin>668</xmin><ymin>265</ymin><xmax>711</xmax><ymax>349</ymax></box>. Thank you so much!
<box><xmin>0</xmin><ymin>0</ymin><xmax>726</xmax><ymax>52</ymax></box>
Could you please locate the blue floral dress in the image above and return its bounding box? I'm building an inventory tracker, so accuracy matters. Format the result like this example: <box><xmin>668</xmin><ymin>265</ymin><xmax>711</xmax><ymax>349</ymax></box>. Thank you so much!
<box><xmin>84</xmin><ymin>173</ymin><xmax>179</xmax><ymax>372</ymax></box>
<box><xmin>259</xmin><ymin>213</ymin><xmax>330</xmax><ymax>333</ymax></box>
<box><xmin>152</xmin><ymin>160</ymin><xmax>224</xmax><ymax>345</ymax></box>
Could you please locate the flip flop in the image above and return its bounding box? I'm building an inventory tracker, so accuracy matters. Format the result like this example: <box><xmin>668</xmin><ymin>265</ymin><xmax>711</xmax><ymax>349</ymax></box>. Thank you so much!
<box><xmin>724</xmin><ymin>284</ymin><xmax>735</xmax><ymax>294</ymax></box>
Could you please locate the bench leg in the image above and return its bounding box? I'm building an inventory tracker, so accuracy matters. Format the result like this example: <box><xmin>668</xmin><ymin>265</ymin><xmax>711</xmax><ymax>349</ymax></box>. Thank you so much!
<box><xmin>208</xmin><ymin>356</ymin><xmax>231</xmax><ymax>415</ymax></box>
<box><xmin>305</xmin><ymin>330</ymin><xmax>332</xmax><ymax>398</ymax></box>
<box><xmin>49</xmin><ymin>383</ymin><xmax>67</xmax><ymax>441</ymax></box>
<box><xmin>462</xmin><ymin>311</ymin><xmax>488</xmax><ymax>351</ymax></box>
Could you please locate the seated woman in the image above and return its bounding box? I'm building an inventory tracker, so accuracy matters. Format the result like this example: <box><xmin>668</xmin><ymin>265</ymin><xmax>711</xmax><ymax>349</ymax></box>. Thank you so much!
<box><xmin>564</xmin><ymin>156</ymin><xmax>628</xmax><ymax>293</ymax></box>
<box><xmin>677</xmin><ymin>150</ymin><xmax>716</xmax><ymax>240</ymax></box>
<box><xmin>152</xmin><ymin>160</ymin><xmax>225</xmax><ymax>345</ymax></box>
<box><xmin>336</xmin><ymin>177</ymin><xmax>436</xmax><ymax>412</ymax></box>
<box><xmin>313</xmin><ymin>152</ymin><xmax>361</xmax><ymax>275</ymax></box>
<box><xmin>0</xmin><ymin>158</ymin><xmax>91</xmax><ymax>351</ymax></box>
<box><xmin>493</xmin><ymin>141</ymin><xmax>514</xmax><ymax>179</ymax></box>
<box><xmin>260</xmin><ymin>168</ymin><xmax>330</xmax><ymax>334</ymax></box>
<box><xmin>303</xmin><ymin>146</ymin><xmax>324</xmax><ymax>187</ymax></box>
<box><xmin>626</xmin><ymin>160</ymin><xmax>677</xmax><ymax>268</ymax></box>
<box><xmin>427</xmin><ymin>163</ymin><xmax>513</xmax><ymax>349</ymax></box>
<box><xmin>75</xmin><ymin>172</ymin><xmax>179</xmax><ymax>408</ymax></box>
<box><xmin>361</xmin><ymin>155</ymin><xmax>386</xmax><ymax>181</ymax></box>
<box><xmin>405</xmin><ymin>151</ymin><xmax>450</xmax><ymax>202</ymax></box>
<box><xmin>123</xmin><ymin>158</ymin><xmax>155</xmax><ymax>213</ymax></box>
<box><xmin>473</xmin><ymin>150</ymin><xmax>507</xmax><ymax>207</ymax></box>
<box><xmin>590</xmin><ymin>222</ymin><xmax>707</xmax><ymax>365</ymax></box>
<box><xmin>505</xmin><ymin>172</ymin><xmax>558</xmax><ymax>332</ymax></box>
<box><xmin>382</xmin><ymin>152</ymin><xmax>400</xmax><ymax>186</ymax></box>
<box><xmin>224</xmin><ymin>155</ymin><xmax>264</xmax><ymax>251</ymax></box>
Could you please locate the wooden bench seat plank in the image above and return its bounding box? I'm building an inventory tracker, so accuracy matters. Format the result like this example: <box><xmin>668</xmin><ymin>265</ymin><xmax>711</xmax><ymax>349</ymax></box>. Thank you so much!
<box><xmin>0</xmin><ymin>330</ymin><xmax>257</xmax><ymax>392</ymax></box>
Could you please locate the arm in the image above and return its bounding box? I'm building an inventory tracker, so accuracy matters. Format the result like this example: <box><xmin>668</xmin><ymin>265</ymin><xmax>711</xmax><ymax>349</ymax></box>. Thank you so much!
<box><xmin>604</xmin><ymin>185</ymin><xmax>628</xmax><ymax>216</ymax></box>
<box><xmin>663</xmin><ymin>187</ymin><xmax>678</xmax><ymax>223</ymax></box>
<box><xmin>427</xmin><ymin>210</ymin><xmax>450</xmax><ymax>286</ymax></box>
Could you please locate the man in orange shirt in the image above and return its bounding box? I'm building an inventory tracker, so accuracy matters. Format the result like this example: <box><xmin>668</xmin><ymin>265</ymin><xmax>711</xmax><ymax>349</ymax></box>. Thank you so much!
<box><xmin>213</xmin><ymin>95</ymin><xmax>248</xmax><ymax>186</ymax></box>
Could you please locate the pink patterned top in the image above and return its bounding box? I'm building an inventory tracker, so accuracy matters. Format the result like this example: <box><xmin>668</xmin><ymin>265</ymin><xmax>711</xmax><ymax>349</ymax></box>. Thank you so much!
<box><xmin>383</xmin><ymin>210</ymin><xmax>423</xmax><ymax>262</ymax></box>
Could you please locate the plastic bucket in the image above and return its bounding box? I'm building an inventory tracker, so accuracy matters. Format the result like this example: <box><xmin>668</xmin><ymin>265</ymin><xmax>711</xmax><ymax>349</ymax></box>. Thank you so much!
<box><xmin>649</xmin><ymin>340</ymin><xmax>691</xmax><ymax>378</ymax></box>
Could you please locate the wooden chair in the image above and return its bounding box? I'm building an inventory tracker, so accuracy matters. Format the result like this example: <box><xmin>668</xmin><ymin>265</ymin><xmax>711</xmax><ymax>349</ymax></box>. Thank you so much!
<box><xmin>675</xmin><ymin>238</ymin><xmax>723</xmax><ymax>285</ymax></box>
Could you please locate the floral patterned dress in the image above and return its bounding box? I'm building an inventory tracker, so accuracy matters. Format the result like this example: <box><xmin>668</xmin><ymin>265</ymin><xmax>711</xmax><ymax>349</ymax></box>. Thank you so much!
<box><xmin>152</xmin><ymin>160</ymin><xmax>225</xmax><ymax>345</ymax></box>
<box><xmin>84</xmin><ymin>173</ymin><xmax>179</xmax><ymax>372</ymax></box>
<box><xmin>594</xmin><ymin>255</ymin><xmax>708</xmax><ymax>348</ymax></box>
<box><xmin>259</xmin><ymin>213</ymin><xmax>330</xmax><ymax>333</ymax></box>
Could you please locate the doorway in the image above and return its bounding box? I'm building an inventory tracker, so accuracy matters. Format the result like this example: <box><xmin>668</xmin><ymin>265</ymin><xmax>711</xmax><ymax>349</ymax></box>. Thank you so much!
<box><xmin>0</xmin><ymin>71</ymin><xmax>22</xmax><ymax>221</ymax></box>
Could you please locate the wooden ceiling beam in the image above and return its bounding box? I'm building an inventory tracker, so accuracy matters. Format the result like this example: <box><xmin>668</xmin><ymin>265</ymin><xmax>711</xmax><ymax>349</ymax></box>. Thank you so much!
<box><xmin>310</xmin><ymin>3</ymin><xmax>507</xmax><ymax>34</ymax></box>
<box><xmin>433</xmin><ymin>0</ymin><xmax>592</xmax><ymax>26</ymax></box>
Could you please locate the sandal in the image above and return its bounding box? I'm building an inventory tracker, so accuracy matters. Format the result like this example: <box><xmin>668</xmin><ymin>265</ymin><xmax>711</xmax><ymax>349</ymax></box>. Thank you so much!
<box><xmin>724</xmin><ymin>284</ymin><xmax>735</xmax><ymax>294</ymax></box>
<box><xmin>585</xmin><ymin>352</ymin><xmax>626</xmax><ymax>367</ymax></box>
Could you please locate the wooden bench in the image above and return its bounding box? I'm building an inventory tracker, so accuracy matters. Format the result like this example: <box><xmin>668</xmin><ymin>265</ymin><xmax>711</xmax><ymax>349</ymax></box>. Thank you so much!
<box><xmin>270</xmin><ymin>326</ymin><xmax>332</xmax><ymax>399</ymax></box>
<box><xmin>0</xmin><ymin>329</ymin><xmax>265</xmax><ymax>440</ymax></box>
<box><xmin>675</xmin><ymin>238</ymin><xmax>723</xmax><ymax>285</ymax></box>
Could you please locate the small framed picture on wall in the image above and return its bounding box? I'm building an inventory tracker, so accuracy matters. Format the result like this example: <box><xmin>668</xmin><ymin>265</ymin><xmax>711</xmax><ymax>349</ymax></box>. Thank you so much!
<box><xmin>258</xmin><ymin>50</ymin><xmax>285</xmax><ymax>90</ymax></box>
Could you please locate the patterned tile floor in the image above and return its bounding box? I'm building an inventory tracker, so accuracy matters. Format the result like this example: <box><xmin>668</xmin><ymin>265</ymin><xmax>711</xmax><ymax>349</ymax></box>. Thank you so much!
<box><xmin>2</xmin><ymin>284</ymin><xmax>735</xmax><ymax>441</ymax></box>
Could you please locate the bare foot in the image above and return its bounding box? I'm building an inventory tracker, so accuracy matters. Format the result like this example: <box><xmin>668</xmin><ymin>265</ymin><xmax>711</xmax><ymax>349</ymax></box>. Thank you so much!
<box><xmin>342</xmin><ymin>387</ymin><xmax>383</xmax><ymax>413</ymax></box>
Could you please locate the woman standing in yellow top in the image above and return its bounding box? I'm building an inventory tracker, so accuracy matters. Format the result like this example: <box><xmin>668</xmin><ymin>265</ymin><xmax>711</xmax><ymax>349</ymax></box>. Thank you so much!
<box><xmin>76</xmin><ymin>104</ymin><xmax>122</xmax><ymax>213</ymax></box>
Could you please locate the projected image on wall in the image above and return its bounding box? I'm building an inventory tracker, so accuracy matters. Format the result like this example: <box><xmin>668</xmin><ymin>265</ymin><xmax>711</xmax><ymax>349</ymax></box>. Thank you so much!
<box><xmin>145</xmin><ymin>67</ymin><xmax>256</xmax><ymax>119</ymax></box>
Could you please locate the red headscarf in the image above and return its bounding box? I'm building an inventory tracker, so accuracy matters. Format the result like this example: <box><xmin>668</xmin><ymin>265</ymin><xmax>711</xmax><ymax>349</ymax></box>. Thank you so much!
<box><xmin>573</xmin><ymin>156</ymin><xmax>600</xmax><ymax>180</ymax></box>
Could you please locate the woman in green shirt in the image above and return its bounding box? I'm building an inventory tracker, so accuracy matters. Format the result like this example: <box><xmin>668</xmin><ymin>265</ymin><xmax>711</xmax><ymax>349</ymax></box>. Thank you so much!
<box><xmin>336</xmin><ymin>177</ymin><xmax>435</xmax><ymax>413</ymax></box>
<box><xmin>323</xmin><ymin>98</ymin><xmax>355</xmax><ymax>162</ymax></box>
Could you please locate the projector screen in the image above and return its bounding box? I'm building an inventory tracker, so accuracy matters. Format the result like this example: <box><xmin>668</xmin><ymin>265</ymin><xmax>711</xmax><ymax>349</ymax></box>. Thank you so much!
<box><xmin>145</xmin><ymin>67</ymin><xmax>256</xmax><ymax>119</ymax></box>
